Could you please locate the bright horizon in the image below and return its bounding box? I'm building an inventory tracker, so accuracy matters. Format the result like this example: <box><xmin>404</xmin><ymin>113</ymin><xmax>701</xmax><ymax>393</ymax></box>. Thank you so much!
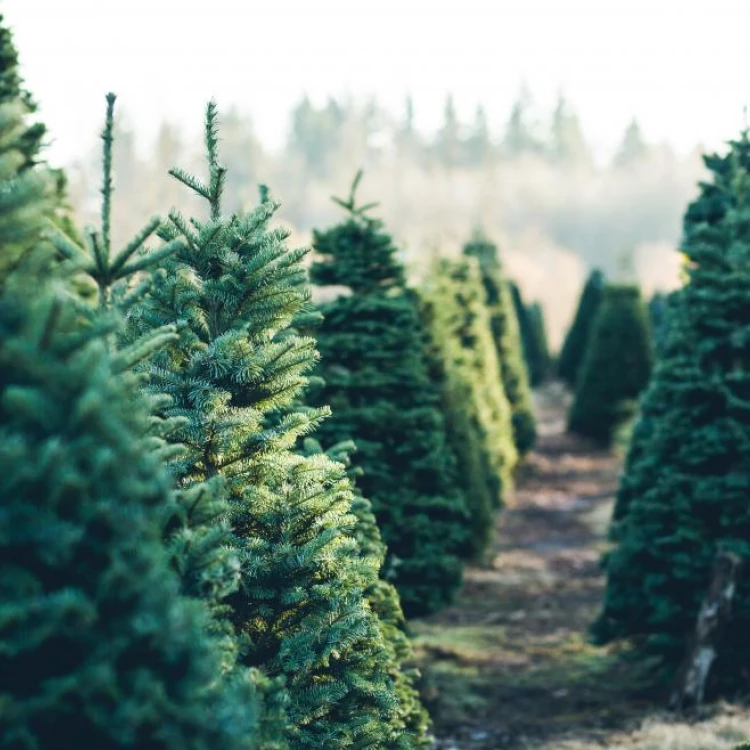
<box><xmin>6</xmin><ymin>0</ymin><xmax>750</xmax><ymax>165</ymax></box>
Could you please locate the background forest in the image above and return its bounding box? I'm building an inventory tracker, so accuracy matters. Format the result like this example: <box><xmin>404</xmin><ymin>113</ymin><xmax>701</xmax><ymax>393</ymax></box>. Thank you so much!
<box><xmin>64</xmin><ymin>93</ymin><xmax>704</xmax><ymax>346</ymax></box>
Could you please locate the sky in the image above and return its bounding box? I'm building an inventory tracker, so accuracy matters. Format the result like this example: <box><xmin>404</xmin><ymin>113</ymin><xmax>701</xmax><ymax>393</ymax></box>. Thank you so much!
<box><xmin>6</xmin><ymin>0</ymin><xmax>750</xmax><ymax>163</ymax></box>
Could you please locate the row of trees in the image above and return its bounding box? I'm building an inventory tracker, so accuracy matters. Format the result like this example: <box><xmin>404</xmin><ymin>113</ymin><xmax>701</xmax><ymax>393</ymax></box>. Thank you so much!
<box><xmin>0</xmin><ymin>15</ymin><xmax>549</xmax><ymax>748</ymax></box>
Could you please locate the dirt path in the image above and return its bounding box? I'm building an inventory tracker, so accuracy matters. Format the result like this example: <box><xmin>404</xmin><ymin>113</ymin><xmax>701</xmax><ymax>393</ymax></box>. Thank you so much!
<box><xmin>412</xmin><ymin>382</ymin><xmax>655</xmax><ymax>749</ymax></box>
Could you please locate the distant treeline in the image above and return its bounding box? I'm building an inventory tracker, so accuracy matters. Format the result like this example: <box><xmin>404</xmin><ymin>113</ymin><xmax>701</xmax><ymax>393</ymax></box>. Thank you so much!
<box><xmin>65</xmin><ymin>90</ymin><xmax>706</xmax><ymax>347</ymax></box>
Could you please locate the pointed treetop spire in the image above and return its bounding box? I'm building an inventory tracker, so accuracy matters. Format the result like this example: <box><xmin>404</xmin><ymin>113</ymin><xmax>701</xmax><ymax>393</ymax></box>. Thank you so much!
<box><xmin>331</xmin><ymin>169</ymin><xmax>380</xmax><ymax>219</ymax></box>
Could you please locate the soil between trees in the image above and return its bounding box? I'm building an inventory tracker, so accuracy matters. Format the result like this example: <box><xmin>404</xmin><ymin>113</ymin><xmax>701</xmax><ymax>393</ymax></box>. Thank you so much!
<box><xmin>411</xmin><ymin>383</ymin><xmax>670</xmax><ymax>749</ymax></box>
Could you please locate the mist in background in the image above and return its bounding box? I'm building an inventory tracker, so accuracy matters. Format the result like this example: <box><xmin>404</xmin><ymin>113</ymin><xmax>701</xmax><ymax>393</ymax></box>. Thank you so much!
<box><xmin>64</xmin><ymin>93</ymin><xmax>704</xmax><ymax>347</ymax></box>
<box><xmin>11</xmin><ymin>0</ymin><xmax>743</xmax><ymax>347</ymax></box>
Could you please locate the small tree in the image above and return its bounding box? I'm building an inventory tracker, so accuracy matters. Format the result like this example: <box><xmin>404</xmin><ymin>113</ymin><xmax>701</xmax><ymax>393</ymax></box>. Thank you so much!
<box><xmin>593</xmin><ymin>134</ymin><xmax>750</xmax><ymax>694</ymax></box>
<box><xmin>567</xmin><ymin>284</ymin><xmax>653</xmax><ymax>445</ymax></box>
<box><xmin>309</xmin><ymin>173</ymin><xmax>470</xmax><ymax>615</ymax></box>
<box><xmin>134</xmin><ymin>115</ymin><xmax>428</xmax><ymax>748</ymax></box>
<box><xmin>420</xmin><ymin>257</ymin><xmax>517</xmax><ymax>559</ymax></box>
<box><xmin>464</xmin><ymin>233</ymin><xmax>536</xmax><ymax>455</ymax></box>
<box><xmin>510</xmin><ymin>281</ymin><xmax>550</xmax><ymax>386</ymax></box>
<box><xmin>558</xmin><ymin>269</ymin><xmax>605</xmax><ymax>386</ymax></box>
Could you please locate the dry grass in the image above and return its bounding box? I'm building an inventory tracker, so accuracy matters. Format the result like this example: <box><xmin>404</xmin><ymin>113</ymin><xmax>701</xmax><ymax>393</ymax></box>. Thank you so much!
<box><xmin>547</xmin><ymin>708</ymin><xmax>750</xmax><ymax>750</ymax></box>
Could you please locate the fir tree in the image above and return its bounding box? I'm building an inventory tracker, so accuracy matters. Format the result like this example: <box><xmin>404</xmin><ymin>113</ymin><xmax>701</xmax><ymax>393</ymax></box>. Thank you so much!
<box><xmin>527</xmin><ymin>301</ymin><xmax>552</xmax><ymax>384</ymax></box>
<box><xmin>567</xmin><ymin>284</ymin><xmax>653</xmax><ymax>446</ymax></box>
<box><xmin>309</xmin><ymin>172</ymin><xmax>470</xmax><ymax>616</ymax></box>
<box><xmin>0</xmin><ymin>291</ymin><xmax>272</xmax><ymax>750</ymax></box>
<box><xmin>0</xmin><ymin>101</ymin><xmax>49</xmax><ymax>286</ymax></box>
<box><xmin>420</xmin><ymin>257</ymin><xmax>517</xmax><ymax>559</ymax></box>
<box><xmin>0</xmin><ymin>14</ymin><xmax>45</xmax><ymax>169</ymax></box>
<box><xmin>593</xmin><ymin>133</ymin><xmax>750</xmax><ymax>692</ymax></box>
<box><xmin>464</xmin><ymin>232</ymin><xmax>536</xmax><ymax>455</ymax></box>
<box><xmin>133</xmin><ymin>109</ymin><xmax>428</xmax><ymax>748</ymax></box>
<box><xmin>558</xmin><ymin>269</ymin><xmax>605</xmax><ymax>386</ymax></box>
<box><xmin>510</xmin><ymin>281</ymin><xmax>550</xmax><ymax>387</ymax></box>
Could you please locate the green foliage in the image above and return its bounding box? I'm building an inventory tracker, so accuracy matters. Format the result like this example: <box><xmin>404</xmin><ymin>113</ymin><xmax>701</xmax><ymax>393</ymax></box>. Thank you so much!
<box><xmin>420</xmin><ymin>257</ymin><xmax>517</xmax><ymax>560</ymax></box>
<box><xmin>0</xmin><ymin>287</ymin><xmax>272</xmax><ymax>749</ymax></box>
<box><xmin>594</xmin><ymin>133</ymin><xmax>750</xmax><ymax>693</ymax></box>
<box><xmin>464</xmin><ymin>233</ymin><xmax>536</xmax><ymax>455</ymax></box>
<box><xmin>133</xmin><ymin>109</ymin><xmax>428</xmax><ymax>748</ymax></box>
<box><xmin>568</xmin><ymin>284</ymin><xmax>653</xmax><ymax>446</ymax></box>
<box><xmin>647</xmin><ymin>292</ymin><xmax>669</xmax><ymax>357</ymax></box>
<box><xmin>0</xmin><ymin>14</ymin><xmax>45</xmax><ymax>169</ymax></box>
<box><xmin>309</xmin><ymin>174</ymin><xmax>470</xmax><ymax>616</ymax></box>
<box><xmin>511</xmin><ymin>281</ymin><xmax>550</xmax><ymax>386</ymax></box>
<box><xmin>558</xmin><ymin>269</ymin><xmax>605</xmax><ymax>386</ymax></box>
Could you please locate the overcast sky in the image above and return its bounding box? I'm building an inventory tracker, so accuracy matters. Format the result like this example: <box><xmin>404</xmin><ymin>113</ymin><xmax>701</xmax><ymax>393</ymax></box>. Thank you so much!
<box><xmin>6</xmin><ymin>0</ymin><xmax>750</xmax><ymax>163</ymax></box>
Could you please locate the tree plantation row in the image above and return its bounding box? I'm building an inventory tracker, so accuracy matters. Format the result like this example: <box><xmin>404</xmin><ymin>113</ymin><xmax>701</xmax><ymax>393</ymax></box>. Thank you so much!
<box><xmin>1</xmin><ymin>12</ymin><xmax>749</xmax><ymax>750</ymax></box>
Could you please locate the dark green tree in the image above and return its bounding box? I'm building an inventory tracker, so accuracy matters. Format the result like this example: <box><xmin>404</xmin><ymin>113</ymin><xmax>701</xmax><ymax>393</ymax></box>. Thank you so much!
<box><xmin>0</xmin><ymin>13</ymin><xmax>45</xmax><ymax>169</ymax></box>
<box><xmin>0</xmin><ymin>292</ymin><xmax>274</xmax><ymax>750</ymax></box>
<box><xmin>593</xmin><ymin>134</ymin><xmax>750</xmax><ymax>693</ymax></box>
<box><xmin>568</xmin><ymin>284</ymin><xmax>653</xmax><ymax>445</ymax></box>
<box><xmin>510</xmin><ymin>281</ymin><xmax>549</xmax><ymax>387</ymax></box>
<box><xmin>464</xmin><ymin>232</ymin><xmax>536</xmax><ymax>455</ymax></box>
<box><xmin>558</xmin><ymin>269</ymin><xmax>605</xmax><ymax>386</ymax></box>
<box><xmin>134</xmin><ymin>109</ymin><xmax>428</xmax><ymax>748</ymax></box>
<box><xmin>527</xmin><ymin>301</ymin><xmax>552</xmax><ymax>385</ymax></box>
<box><xmin>309</xmin><ymin>173</ymin><xmax>471</xmax><ymax>616</ymax></box>
<box><xmin>420</xmin><ymin>257</ymin><xmax>517</xmax><ymax>559</ymax></box>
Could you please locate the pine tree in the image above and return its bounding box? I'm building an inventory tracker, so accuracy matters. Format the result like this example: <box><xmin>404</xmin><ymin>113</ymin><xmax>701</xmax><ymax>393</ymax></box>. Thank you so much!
<box><xmin>0</xmin><ymin>291</ymin><xmax>274</xmax><ymax>750</ymax></box>
<box><xmin>0</xmin><ymin>111</ymin><xmax>268</xmax><ymax>743</ymax></box>
<box><xmin>568</xmin><ymin>284</ymin><xmax>653</xmax><ymax>446</ymax></box>
<box><xmin>593</xmin><ymin>134</ymin><xmax>750</xmax><ymax>692</ymax></box>
<box><xmin>420</xmin><ymin>257</ymin><xmax>517</xmax><ymax>559</ymax></box>
<box><xmin>309</xmin><ymin>172</ymin><xmax>470</xmax><ymax>616</ymax></box>
<box><xmin>510</xmin><ymin>281</ymin><xmax>549</xmax><ymax>387</ymax></box>
<box><xmin>528</xmin><ymin>301</ymin><xmax>552</xmax><ymax>384</ymax></box>
<box><xmin>558</xmin><ymin>269</ymin><xmax>605</xmax><ymax>386</ymax></box>
<box><xmin>133</xmin><ymin>109</ymin><xmax>428</xmax><ymax>748</ymax></box>
<box><xmin>0</xmin><ymin>14</ymin><xmax>45</xmax><ymax>169</ymax></box>
<box><xmin>464</xmin><ymin>232</ymin><xmax>536</xmax><ymax>455</ymax></box>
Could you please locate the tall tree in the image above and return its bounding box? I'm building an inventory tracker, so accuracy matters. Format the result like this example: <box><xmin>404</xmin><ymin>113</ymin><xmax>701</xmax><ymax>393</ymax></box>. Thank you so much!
<box><xmin>0</xmin><ymin>96</ymin><xmax>270</xmax><ymax>749</ymax></box>
<box><xmin>464</xmin><ymin>232</ymin><xmax>537</xmax><ymax>455</ymax></box>
<box><xmin>568</xmin><ymin>284</ymin><xmax>653</xmax><ymax>445</ymax></box>
<box><xmin>465</xmin><ymin>104</ymin><xmax>493</xmax><ymax>167</ymax></box>
<box><xmin>594</xmin><ymin>133</ymin><xmax>750</xmax><ymax>693</ymax></box>
<box><xmin>503</xmin><ymin>85</ymin><xmax>542</xmax><ymax>158</ymax></box>
<box><xmin>558</xmin><ymin>269</ymin><xmax>605</xmax><ymax>386</ymax></box>
<box><xmin>420</xmin><ymin>257</ymin><xmax>517</xmax><ymax>559</ymax></box>
<box><xmin>614</xmin><ymin>118</ymin><xmax>649</xmax><ymax>167</ymax></box>
<box><xmin>309</xmin><ymin>172</ymin><xmax>471</xmax><ymax>615</ymax></box>
<box><xmin>134</xmin><ymin>107</ymin><xmax>427</xmax><ymax>749</ymax></box>
<box><xmin>435</xmin><ymin>94</ymin><xmax>462</xmax><ymax>169</ymax></box>
<box><xmin>550</xmin><ymin>94</ymin><xmax>589</xmax><ymax>165</ymax></box>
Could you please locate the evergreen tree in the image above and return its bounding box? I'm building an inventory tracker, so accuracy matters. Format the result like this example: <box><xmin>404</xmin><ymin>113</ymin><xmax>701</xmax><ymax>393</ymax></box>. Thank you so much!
<box><xmin>435</xmin><ymin>94</ymin><xmax>462</xmax><ymax>169</ymax></box>
<box><xmin>0</xmin><ymin>114</ymin><xmax>269</xmax><ymax>744</ymax></box>
<box><xmin>614</xmin><ymin>118</ymin><xmax>649</xmax><ymax>167</ymax></box>
<box><xmin>568</xmin><ymin>284</ymin><xmax>653</xmax><ymax>446</ymax></box>
<box><xmin>465</xmin><ymin>104</ymin><xmax>493</xmax><ymax>168</ymax></box>
<box><xmin>420</xmin><ymin>257</ymin><xmax>517</xmax><ymax>559</ymax></box>
<box><xmin>503</xmin><ymin>85</ymin><xmax>542</xmax><ymax>158</ymax></box>
<box><xmin>0</xmin><ymin>291</ymin><xmax>273</xmax><ymax>750</ymax></box>
<box><xmin>0</xmin><ymin>13</ymin><xmax>45</xmax><ymax>169</ymax></box>
<box><xmin>510</xmin><ymin>281</ymin><xmax>550</xmax><ymax>387</ymax></box>
<box><xmin>593</xmin><ymin>134</ymin><xmax>750</xmax><ymax>692</ymax></box>
<box><xmin>550</xmin><ymin>94</ymin><xmax>589</xmax><ymax>165</ymax></box>
<box><xmin>558</xmin><ymin>269</ymin><xmax>605</xmax><ymax>386</ymax></box>
<box><xmin>527</xmin><ymin>301</ymin><xmax>552</xmax><ymax>385</ymax></box>
<box><xmin>464</xmin><ymin>232</ymin><xmax>536</xmax><ymax>455</ymax></box>
<box><xmin>309</xmin><ymin>172</ymin><xmax>470</xmax><ymax>616</ymax></box>
<box><xmin>134</xmin><ymin>108</ymin><xmax>427</xmax><ymax>748</ymax></box>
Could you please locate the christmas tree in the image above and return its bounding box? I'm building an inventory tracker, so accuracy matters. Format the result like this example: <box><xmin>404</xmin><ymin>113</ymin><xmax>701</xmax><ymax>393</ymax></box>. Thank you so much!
<box><xmin>510</xmin><ymin>281</ymin><xmax>550</xmax><ymax>386</ymax></box>
<box><xmin>464</xmin><ymin>232</ymin><xmax>536</xmax><ymax>455</ymax></box>
<box><xmin>558</xmin><ymin>269</ymin><xmax>605</xmax><ymax>386</ymax></box>
<box><xmin>0</xmin><ymin>106</ymin><xmax>269</xmax><ymax>744</ymax></box>
<box><xmin>420</xmin><ymin>256</ymin><xmax>517</xmax><ymax>559</ymax></box>
<box><xmin>133</xmin><ymin>112</ymin><xmax>429</xmax><ymax>748</ymax></box>
<box><xmin>309</xmin><ymin>172</ymin><xmax>470</xmax><ymax>615</ymax></box>
<box><xmin>593</xmin><ymin>133</ymin><xmax>750</xmax><ymax>692</ymax></box>
<box><xmin>567</xmin><ymin>284</ymin><xmax>653</xmax><ymax>446</ymax></box>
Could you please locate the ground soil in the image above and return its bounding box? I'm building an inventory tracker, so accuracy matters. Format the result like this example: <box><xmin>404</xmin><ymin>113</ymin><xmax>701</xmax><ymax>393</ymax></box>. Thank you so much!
<box><xmin>411</xmin><ymin>382</ymin><xmax>663</xmax><ymax>749</ymax></box>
